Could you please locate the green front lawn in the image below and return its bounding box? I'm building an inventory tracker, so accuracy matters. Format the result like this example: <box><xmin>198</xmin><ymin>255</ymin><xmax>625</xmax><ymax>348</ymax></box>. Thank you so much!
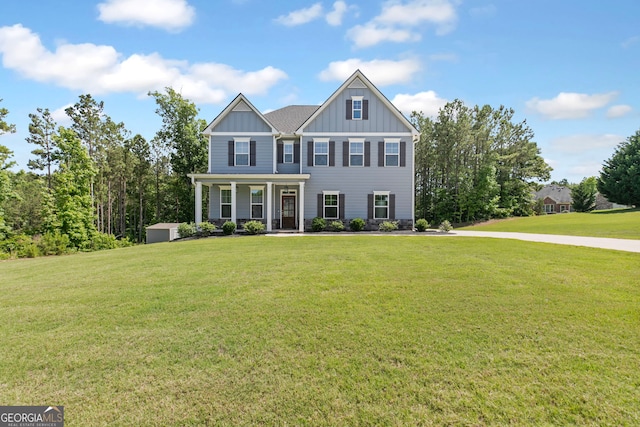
<box><xmin>1</xmin><ymin>236</ymin><xmax>639</xmax><ymax>425</ymax></box>
<box><xmin>461</xmin><ymin>208</ymin><xmax>640</xmax><ymax>239</ymax></box>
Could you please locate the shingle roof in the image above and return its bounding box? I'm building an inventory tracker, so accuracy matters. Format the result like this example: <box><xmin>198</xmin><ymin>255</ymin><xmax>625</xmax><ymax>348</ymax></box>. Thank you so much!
<box><xmin>264</xmin><ymin>105</ymin><xmax>320</xmax><ymax>134</ymax></box>
<box><xmin>535</xmin><ymin>185</ymin><xmax>572</xmax><ymax>204</ymax></box>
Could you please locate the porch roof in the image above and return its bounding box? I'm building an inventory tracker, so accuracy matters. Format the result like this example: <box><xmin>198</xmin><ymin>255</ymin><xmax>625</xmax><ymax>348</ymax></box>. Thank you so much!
<box><xmin>188</xmin><ymin>173</ymin><xmax>310</xmax><ymax>185</ymax></box>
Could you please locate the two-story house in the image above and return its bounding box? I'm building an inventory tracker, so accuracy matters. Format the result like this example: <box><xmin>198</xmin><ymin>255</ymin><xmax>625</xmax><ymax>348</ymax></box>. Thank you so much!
<box><xmin>188</xmin><ymin>70</ymin><xmax>420</xmax><ymax>232</ymax></box>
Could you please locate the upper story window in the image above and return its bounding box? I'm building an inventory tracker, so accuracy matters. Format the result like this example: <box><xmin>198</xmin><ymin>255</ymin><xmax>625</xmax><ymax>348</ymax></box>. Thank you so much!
<box><xmin>385</xmin><ymin>139</ymin><xmax>400</xmax><ymax>167</ymax></box>
<box><xmin>284</xmin><ymin>141</ymin><xmax>294</xmax><ymax>163</ymax></box>
<box><xmin>352</xmin><ymin>96</ymin><xmax>363</xmax><ymax>120</ymax></box>
<box><xmin>350</xmin><ymin>139</ymin><xmax>364</xmax><ymax>167</ymax></box>
<box><xmin>235</xmin><ymin>138</ymin><xmax>249</xmax><ymax>166</ymax></box>
<box><xmin>314</xmin><ymin>139</ymin><xmax>329</xmax><ymax>166</ymax></box>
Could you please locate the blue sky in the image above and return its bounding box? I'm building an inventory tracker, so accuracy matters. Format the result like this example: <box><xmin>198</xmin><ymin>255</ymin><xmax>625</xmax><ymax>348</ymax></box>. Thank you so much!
<box><xmin>1</xmin><ymin>0</ymin><xmax>638</xmax><ymax>183</ymax></box>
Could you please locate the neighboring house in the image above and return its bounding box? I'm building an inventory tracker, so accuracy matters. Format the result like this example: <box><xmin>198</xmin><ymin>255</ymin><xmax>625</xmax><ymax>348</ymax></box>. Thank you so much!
<box><xmin>187</xmin><ymin>70</ymin><xmax>420</xmax><ymax>231</ymax></box>
<box><xmin>535</xmin><ymin>185</ymin><xmax>573</xmax><ymax>213</ymax></box>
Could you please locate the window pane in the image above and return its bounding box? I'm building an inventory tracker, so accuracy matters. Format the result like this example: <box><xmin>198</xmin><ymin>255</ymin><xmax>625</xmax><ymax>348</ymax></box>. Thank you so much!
<box><xmin>251</xmin><ymin>205</ymin><xmax>263</xmax><ymax>219</ymax></box>
<box><xmin>284</xmin><ymin>143</ymin><xmax>294</xmax><ymax>163</ymax></box>
<box><xmin>221</xmin><ymin>204</ymin><xmax>231</xmax><ymax>218</ymax></box>
<box><xmin>315</xmin><ymin>142</ymin><xmax>328</xmax><ymax>166</ymax></box>
<box><xmin>236</xmin><ymin>141</ymin><xmax>249</xmax><ymax>166</ymax></box>
<box><xmin>236</xmin><ymin>154</ymin><xmax>249</xmax><ymax>166</ymax></box>
<box><xmin>386</xmin><ymin>155</ymin><xmax>399</xmax><ymax>166</ymax></box>
<box><xmin>315</xmin><ymin>154</ymin><xmax>328</xmax><ymax>166</ymax></box>
<box><xmin>350</xmin><ymin>155</ymin><xmax>363</xmax><ymax>166</ymax></box>
<box><xmin>221</xmin><ymin>189</ymin><xmax>231</xmax><ymax>203</ymax></box>
<box><xmin>251</xmin><ymin>189</ymin><xmax>263</xmax><ymax>203</ymax></box>
<box><xmin>325</xmin><ymin>194</ymin><xmax>337</xmax><ymax>205</ymax></box>
<box><xmin>325</xmin><ymin>207</ymin><xmax>338</xmax><ymax>218</ymax></box>
<box><xmin>374</xmin><ymin>206</ymin><xmax>388</xmax><ymax>219</ymax></box>
<box><xmin>375</xmin><ymin>195</ymin><xmax>388</xmax><ymax>206</ymax></box>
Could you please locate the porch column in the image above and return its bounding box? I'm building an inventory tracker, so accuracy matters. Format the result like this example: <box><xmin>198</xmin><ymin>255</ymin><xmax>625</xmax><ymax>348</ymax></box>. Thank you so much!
<box><xmin>298</xmin><ymin>181</ymin><xmax>305</xmax><ymax>232</ymax></box>
<box><xmin>266</xmin><ymin>181</ymin><xmax>273</xmax><ymax>232</ymax></box>
<box><xmin>195</xmin><ymin>181</ymin><xmax>202</xmax><ymax>225</ymax></box>
<box><xmin>231</xmin><ymin>181</ymin><xmax>237</xmax><ymax>224</ymax></box>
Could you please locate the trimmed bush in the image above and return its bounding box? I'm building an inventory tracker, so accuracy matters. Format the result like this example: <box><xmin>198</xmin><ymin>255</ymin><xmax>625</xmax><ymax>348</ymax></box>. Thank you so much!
<box><xmin>415</xmin><ymin>218</ymin><xmax>429</xmax><ymax>232</ymax></box>
<box><xmin>378</xmin><ymin>221</ymin><xmax>399</xmax><ymax>232</ymax></box>
<box><xmin>329</xmin><ymin>220</ymin><xmax>345</xmax><ymax>232</ymax></box>
<box><xmin>243</xmin><ymin>220</ymin><xmax>265</xmax><ymax>235</ymax></box>
<box><xmin>178</xmin><ymin>222</ymin><xmax>197</xmax><ymax>238</ymax></box>
<box><xmin>439</xmin><ymin>220</ymin><xmax>453</xmax><ymax>233</ymax></box>
<box><xmin>311</xmin><ymin>217</ymin><xmax>326</xmax><ymax>232</ymax></box>
<box><xmin>349</xmin><ymin>217</ymin><xmax>366</xmax><ymax>232</ymax></box>
<box><xmin>197</xmin><ymin>222</ymin><xmax>217</xmax><ymax>236</ymax></box>
<box><xmin>37</xmin><ymin>231</ymin><xmax>71</xmax><ymax>256</ymax></box>
<box><xmin>222</xmin><ymin>221</ymin><xmax>236</xmax><ymax>235</ymax></box>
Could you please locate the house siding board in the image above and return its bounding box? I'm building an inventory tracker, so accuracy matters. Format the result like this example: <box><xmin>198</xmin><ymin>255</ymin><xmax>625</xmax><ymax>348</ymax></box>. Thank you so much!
<box><xmin>212</xmin><ymin>111</ymin><xmax>271</xmax><ymax>133</ymax></box>
<box><xmin>210</xmin><ymin>135</ymin><xmax>273</xmax><ymax>173</ymax></box>
<box><xmin>304</xmin><ymin>88</ymin><xmax>411</xmax><ymax>133</ymax></box>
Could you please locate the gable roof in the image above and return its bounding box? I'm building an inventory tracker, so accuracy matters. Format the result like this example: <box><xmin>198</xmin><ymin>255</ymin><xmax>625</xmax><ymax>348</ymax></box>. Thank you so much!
<box><xmin>203</xmin><ymin>93</ymin><xmax>276</xmax><ymax>135</ymax></box>
<box><xmin>295</xmin><ymin>69</ymin><xmax>419</xmax><ymax>137</ymax></box>
<box><xmin>264</xmin><ymin>105</ymin><xmax>319</xmax><ymax>134</ymax></box>
<box><xmin>536</xmin><ymin>185</ymin><xmax>572</xmax><ymax>204</ymax></box>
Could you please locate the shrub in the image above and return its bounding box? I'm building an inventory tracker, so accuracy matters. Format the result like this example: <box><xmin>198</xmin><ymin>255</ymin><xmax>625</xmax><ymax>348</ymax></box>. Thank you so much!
<box><xmin>178</xmin><ymin>222</ymin><xmax>197</xmax><ymax>238</ymax></box>
<box><xmin>415</xmin><ymin>218</ymin><xmax>429</xmax><ymax>232</ymax></box>
<box><xmin>86</xmin><ymin>232</ymin><xmax>120</xmax><ymax>251</ymax></box>
<box><xmin>329</xmin><ymin>220</ymin><xmax>345</xmax><ymax>232</ymax></box>
<box><xmin>197</xmin><ymin>222</ymin><xmax>217</xmax><ymax>236</ymax></box>
<box><xmin>439</xmin><ymin>220</ymin><xmax>453</xmax><ymax>233</ymax></box>
<box><xmin>0</xmin><ymin>234</ymin><xmax>39</xmax><ymax>258</ymax></box>
<box><xmin>349</xmin><ymin>217</ymin><xmax>366</xmax><ymax>232</ymax></box>
<box><xmin>311</xmin><ymin>217</ymin><xmax>326</xmax><ymax>232</ymax></box>
<box><xmin>222</xmin><ymin>221</ymin><xmax>236</xmax><ymax>235</ymax></box>
<box><xmin>243</xmin><ymin>220</ymin><xmax>265</xmax><ymax>235</ymax></box>
<box><xmin>37</xmin><ymin>231</ymin><xmax>71</xmax><ymax>256</ymax></box>
<box><xmin>378</xmin><ymin>221</ymin><xmax>399</xmax><ymax>232</ymax></box>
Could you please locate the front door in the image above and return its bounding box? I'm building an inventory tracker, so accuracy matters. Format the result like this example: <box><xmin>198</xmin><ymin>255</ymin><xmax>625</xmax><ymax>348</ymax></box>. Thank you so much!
<box><xmin>282</xmin><ymin>195</ymin><xmax>296</xmax><ymax>229</ymax></box>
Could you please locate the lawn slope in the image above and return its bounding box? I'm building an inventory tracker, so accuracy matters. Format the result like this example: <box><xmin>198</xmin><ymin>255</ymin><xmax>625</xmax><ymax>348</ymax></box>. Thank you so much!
<box><xmin>1</xmin><ymin>236</ymin><xmax>639</xmax><ymax>425</ymax></box>
<box><xmin>461</xmin><ymin>208</ymin><xmax>640</xmax><ymax>239</ymax></box>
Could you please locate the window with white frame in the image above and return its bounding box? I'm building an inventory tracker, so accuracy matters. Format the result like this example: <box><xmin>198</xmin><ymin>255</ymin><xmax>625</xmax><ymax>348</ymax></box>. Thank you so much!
<box><xmin>314</xmin><ymin>139</ymin><xmax>329</xmax><ymax>166</ymax></box>
<box><xmin>323</xmin><ymin>191</ymin><xmax>339</xmax><ymax>219</ymax></box>
<box><xmin>284</xmin><ymin>141</ymin><xmax>294</xmax><ymax>163</ymax></box>
<box><xmin>235</xmin><ymin>139</ymin><xmax>249</xmax><ymax>166</ymax></box>
<box><xmin>374</xmin><ymin>191</ymin><xmax>389</xmax><ymax>219</ymax></box>
<box><xmin>352</xmin><ymin>96</ymin><xmax>363</xmax><ymax>120</ymax></box>
<box><xmin>220</xmin><ymin>187</ymin><xmax>232</xmax><ymax>218</ymax></box>
<box><xmin>250</xmin><ymin>186</ymin><xmax>264</xmax><ymax>219</ymax></box>
<box><xmin>350</xmin><ymin>139</ymin><xmax>364</xmax><ymax>166</ymax></box>
<box><xmin>385</xmin><ymin>139</ymin><xmax>400</xmax><ymax>167</ymax></box>
<box><xmin>544</xmin><ymin>204</ymin><xmax>554</xmax><ymax>213</ymax></box>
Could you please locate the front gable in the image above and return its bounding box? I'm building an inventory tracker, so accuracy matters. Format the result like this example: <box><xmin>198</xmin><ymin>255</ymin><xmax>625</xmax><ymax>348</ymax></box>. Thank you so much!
<box><xmin>204</xmin><ymin>94</ymin><xmax>275</xmax><ymax>134</ymax></box>
<box><xmin>298</xmin><ymin>70</ymin><xmax>419</xmax><ymax>136</ymax></box>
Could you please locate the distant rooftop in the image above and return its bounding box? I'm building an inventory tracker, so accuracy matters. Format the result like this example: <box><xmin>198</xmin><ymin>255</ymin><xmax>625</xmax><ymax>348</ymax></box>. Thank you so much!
<box><xmin>264</xmin><ymin>105</ymin><xmax>319</xmax><ymax>134</ymax></box>
<box><xmin>536</xmin><ymin>185</ymin><xmax>572</xmax><ymax>203</ymax></box>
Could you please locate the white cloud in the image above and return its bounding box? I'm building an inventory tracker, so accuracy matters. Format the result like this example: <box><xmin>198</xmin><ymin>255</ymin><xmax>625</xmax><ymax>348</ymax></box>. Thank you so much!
<box><xmin>391</xmin><ymin>91</ymin><xmax>448</xmax><ymax>117</ymax></box>
<box><xmin>97</xmin><ymin>0</ymin><xmax>195</xmax><ymax>32</ymax></box>
<box><xmin>347</xmin><ymin>0</ymin><xmax>458</xmax><ymax>48</ymax></box>
<box><xmin>569</xmin><ymin>162</ymin><xmax>603</xmax><ymax>177</ymax></box>
<box><xmin>0</xmin><ymin>24</ymin><xmax>287</xmax><ymax>105</ymax></box>
<box><xmin>549</xmin><ymin>134</ymin><xmax>623</xmax><ymax>153</ymax></box>
<box><xmin>274</xmin><ymin>3</ymin><xmax>324</xmax><ymax>26</ymax></box>
<box><xmin>50</xmin><ymin>104</ymin><xmax>73</xmax><ymax>124</ymax></box>
<box><xmin>326</xmin><ymin>1</ymin><xmax>349</xmax><ymax>26</ymax></box>
<box><xmin>526</xmin><ymin>91</ymin><xmax>618</xmax><ymax>119</ymax></box>
<box><xmin>318</xmin><ymin>58</ymin><xmax>421</xmax><ymax>86</ymax></box>
<box><xmin>606</xmin><ymin>104</ymin><xmax>632</xmax><ymax>118</ymax></box>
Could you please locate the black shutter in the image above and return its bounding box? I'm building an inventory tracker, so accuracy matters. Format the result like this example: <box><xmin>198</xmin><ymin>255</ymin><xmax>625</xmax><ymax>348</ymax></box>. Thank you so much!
<box><xmin>400</xmin><ymin>141</ymin><xmax>406</xmax><ymax>167</ymax></box>
<box><xmin>342</xmin><ymin>141</ymin><xmax>349</xmax><ymax>167</ymax></box>
<box><xmin>346</xmin><ymin>99</ymin><xmax>352</xmax><ymax>120</ymax></box>
<box><xmin>294</xmin><ymin>143</ymin><xmax>300</xmax><ymax>163</ymax></box>
<box><xmin>329</xmin><ymin>141</ymin><xmax>335</xmax><ymax>167</ymax></box>
<box><xmin>367</xmin><ymin>194</ymin><xmax>374</xmax><ymax>219</ymax></box>
<box><xmin>317</xmin><ymin>194</ymin><xmax>323</xmax><ymax>217</ymax></box>
<box><xmin>363</xmin><ymin>100</ymin><xmax>369</xmax><ymax>120</ymax></box>
<box><xmin>339</xmin><ymin>194</ymin><xmax>345</xmax><ymax>219</ymax></box>
<box><xmin>389</xmin><ymin>194</ymin><xmax>396</xmax><ymax>219</ymax></box>
<box><xmin>277</xmin><ymin>142</ymin><xmax>283</xmax><ymax>163</ymax></box>
<box><xmin>378</xmin><ymin>141</ymin><xmax>384</xmax><ymax>167</ymax></box>
<box><xmin>364</xmin><ymin>141</ymin><xmax>370</xmax><ymax>167</ymax></box>
<box><xmin>250</xmin><ymin>141</ymin><xmax>256</xmax><ymax>166</ymax></box>
<box><xmin>228</xmin><ymin>141</ymin><xmax>234</xmax><ymax>166</ymax></box>
<box><xmin>307</xmin><ymin>141</ymin><xmax>314</xmax><ymax>166</ymax></box>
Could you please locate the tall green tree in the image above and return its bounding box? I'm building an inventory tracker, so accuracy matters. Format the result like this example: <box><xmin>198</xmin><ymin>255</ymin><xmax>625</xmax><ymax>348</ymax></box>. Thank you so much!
<box><xmin>571</xmin><ymin>176</ymin><xmax>597</xmax><ymax>212</ymax></box>
<box><xmin>598</xmin><ymin>129</ymin><xmax>640</xmax><ymax>207</ymax></box>
<box><xmin>0</xmin><ymin>101</ymin><xmax>16</xmax><ymax>239</ymax></box>
<box><xmin>26</xmin><ymin>107</ymin><xmax>58</xmax><ymax>189</ymax></box>
<box><xmin>149</xmin><ymin>88</ymin><xmax>207</xmax><ymax>222</ymax></box>
<box><xmin>0</xmin><ymin>99</ymin><xmax>16</xmax><ymax>135</ymax></box>
<box><xmin>126</xmin><ymin>134</ymin><xmax>152</xmax><ymax>242</ymax></box>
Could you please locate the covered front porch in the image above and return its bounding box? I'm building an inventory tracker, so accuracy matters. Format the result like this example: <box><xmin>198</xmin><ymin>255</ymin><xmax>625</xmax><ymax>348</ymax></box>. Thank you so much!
<box><xmin>188</xmin><ymin>174</ymin><xmax>311</xmax><ymax>232</ymax></box>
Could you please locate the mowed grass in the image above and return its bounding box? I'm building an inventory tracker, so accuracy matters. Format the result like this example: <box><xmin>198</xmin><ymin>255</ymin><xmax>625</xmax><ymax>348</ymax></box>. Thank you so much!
<box><xmin>1</xmin><ymin>236</ymin><xmax>639</xmax><ymax>425</ymax></box>
<box><xmin>461</xmin><ymin>208</ymin><xmax>640</xmax><ymax>239</ymax></box>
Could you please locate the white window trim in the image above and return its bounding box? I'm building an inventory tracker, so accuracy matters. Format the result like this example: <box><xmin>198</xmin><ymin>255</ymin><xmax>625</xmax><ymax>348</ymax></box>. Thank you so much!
<box><xmin>323</xmin><ymin>190</ymin><xmax>340</xmax><ymax>219</ymax></box>
<box><xmin>314</xmin><ymin>138</ymin><xmax>329</xmax><ymax>167</ymax></box>
<box><xmin>351</xmin><ymin>96</ymin><xmax>363</xmax><ymax>121</ymax></box>
<box><xmin>220</xmin><ymin>185</ymin><xmax>232</xmax><ymax>219</ymax></box>
<box><xmin>283</xmin><ymin>141</ymin><xmax>294</xmax><ymax>164</ymax></box>
<box><xmin>349</xmin><ymin>138</ymin><xmax>365</xmax><ymax>167</ymax></box>
<box><xmin>384</xmin><ymin>138</ymin><xmax>400</xmax><ymax>167</ymax></box>
<box><xmin>250</xmin><ymin>186</ymin><xmax>264</xmax><ymax>219</ymax></box>
<box><xmin>234</xmin><ymin>137</ymin><xmax>250</xmax><ymax>167</ymax></box>
<box><xmin>373</xmin><ymin>190</ymin><xmax>390</xmax><ymax>220</ymax></box>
